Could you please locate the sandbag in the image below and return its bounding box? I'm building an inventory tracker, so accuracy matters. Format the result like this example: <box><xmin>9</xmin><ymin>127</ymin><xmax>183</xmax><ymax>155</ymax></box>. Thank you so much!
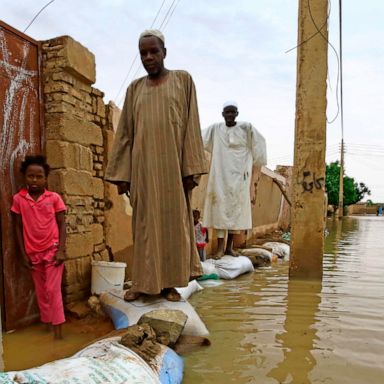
<box><xmin>198</xmin><ymin>279</ymin><xmax>224</xmax><ymax>287</ymax></box>
<box><xmin>100</xmin><ymin>290</ymin><xmax>209</xmax><ymax>337</ymax></box>
<box><xmin>201</xmin><ymin>256</ymin><xmax>254</xmax><ymax>280</ymax></box>
<box><xmin>201</xmin><ymin>259</ymin><xmax>218</xmax><ymax>276</ymax></box>
<box><xmin>75</xmin><ymin>337</ymin><xmax>183</xmax><ymax>384</ymax></box>
<box><xmin>176</xmin><ymin>280</ymin><xmax>203</xmax><ymax>300</ymax></box>
<box><xmin>240</xmin><ymin>248</ymin><xmax>273</xmax><ymax>259</ymax></box>
<box><xmin>262</xmin><ymin>242</ymin><xmax>290</xmax><ymax>259</ymax></box>
<box><xmin>0</xmin><ymin>340</ymin><xmax>160</xmax><ymax>384</ymax></box>
<box><xmin>240</xmin><ymin>248</ymin><xmax>273</xmax><ymax>267</ymax></box>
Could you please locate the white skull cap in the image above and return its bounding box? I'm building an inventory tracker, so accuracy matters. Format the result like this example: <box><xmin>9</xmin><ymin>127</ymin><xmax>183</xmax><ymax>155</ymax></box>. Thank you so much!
<box><xmin>139</xmin><ymin>29</ymin><xmax>165</xmax><ymax>44</ymax></box>
<box><xmin>223</xmin><ymin>100</ymin><xmax>238</xmax><ymax>109</ymax></box>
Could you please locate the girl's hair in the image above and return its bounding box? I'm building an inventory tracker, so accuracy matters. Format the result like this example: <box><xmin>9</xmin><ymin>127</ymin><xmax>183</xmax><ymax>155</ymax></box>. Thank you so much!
<box><xmin>20</xmin><ymin>155</ymin><xmax>50</xmax><ymax>176</ymax></box>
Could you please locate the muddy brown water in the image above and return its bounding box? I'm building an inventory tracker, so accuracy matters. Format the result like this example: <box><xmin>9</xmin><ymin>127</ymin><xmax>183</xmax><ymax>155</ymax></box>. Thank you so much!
<box><xmin>185</xmin><ymin>216</ymin><xmax>384</xmax><ymax>383</ymax></box>
<box><xmin>2</xmin><ymin>216</ymin><xmax>384</xmax><ymax>384</ymax></box>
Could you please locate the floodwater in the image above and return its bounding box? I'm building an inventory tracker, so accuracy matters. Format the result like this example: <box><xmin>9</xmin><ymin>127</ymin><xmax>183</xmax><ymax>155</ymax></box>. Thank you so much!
<box><xmin>1</xmin><ymin>216</ymin><xmax>384</xmax><ymax>384</ymax></box>
<box><xmin>2</xmin><ymin>316</ymin><xmax>114</xmax><ymax>371</ymax></box>
<box><xmin>185</xmin><ymin>216</ymin><xmax>384</xmax><ymax>383</ymax></box>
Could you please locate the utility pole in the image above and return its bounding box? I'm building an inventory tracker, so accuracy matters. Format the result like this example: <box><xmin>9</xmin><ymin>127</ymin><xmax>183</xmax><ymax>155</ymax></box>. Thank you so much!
<box><xmin>337</xmin><ymin>0</ymin><xmax>345</xmax><ymax>219</ymax></box>
<box><xmin>290</xmin><ymin>0</ymin><xmax>329</xmax><ymax>279</ymax></box>
<box><xmin>338</xmin><ymin>139</ymin><xmax>344</xmax><ymax>218</ymax></box>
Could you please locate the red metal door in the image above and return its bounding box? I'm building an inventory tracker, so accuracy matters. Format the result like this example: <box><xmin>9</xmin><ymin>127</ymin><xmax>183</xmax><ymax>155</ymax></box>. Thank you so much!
<box><xmin>0</xmin><ymin>21</ymin><xmax>44</xmax><ymax>330</ymax></box>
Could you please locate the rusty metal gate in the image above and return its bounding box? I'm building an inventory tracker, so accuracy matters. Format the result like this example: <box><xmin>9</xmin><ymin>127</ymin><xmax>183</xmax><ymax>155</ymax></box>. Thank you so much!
<box><xmin>0</xmin><ymin>20</ymin><xmax>44</xmax><ymax>330</ymax></box>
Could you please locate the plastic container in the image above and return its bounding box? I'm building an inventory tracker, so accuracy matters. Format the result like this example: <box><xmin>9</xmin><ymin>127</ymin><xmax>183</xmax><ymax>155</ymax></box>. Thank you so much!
<box><xmin>91</xmin><ymin>261</ymin><xmax>127</xmax><ymax>294</ymax></box>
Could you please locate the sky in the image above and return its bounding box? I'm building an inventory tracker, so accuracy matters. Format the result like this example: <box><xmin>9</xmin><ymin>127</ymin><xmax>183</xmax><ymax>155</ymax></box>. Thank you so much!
<box><xmin>2</xmin><ymin>0</ymin><xmax>384</xmax><ymax>201</ymax></box>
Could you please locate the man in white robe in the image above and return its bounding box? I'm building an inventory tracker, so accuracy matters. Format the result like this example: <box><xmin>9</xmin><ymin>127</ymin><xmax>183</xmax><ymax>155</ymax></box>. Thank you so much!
<box><xmin>202</xmin><ymin>101</ymin><xmax>267</xmax><ymax>258</ymax></box>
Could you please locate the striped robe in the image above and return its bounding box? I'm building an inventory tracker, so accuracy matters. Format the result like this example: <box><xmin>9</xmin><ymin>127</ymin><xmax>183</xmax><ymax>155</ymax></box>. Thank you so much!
<box><xmin>105</xmin><ymin>70</ymin><xmax>207</xmax><ymax>294</ymax></box>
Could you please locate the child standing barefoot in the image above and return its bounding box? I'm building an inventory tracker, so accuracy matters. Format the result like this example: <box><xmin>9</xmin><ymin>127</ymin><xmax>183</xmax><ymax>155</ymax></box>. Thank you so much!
<box><xmin>11</xmin><ymin>155</ymin><xmax>66</xmax><ymax>339</ymax></box>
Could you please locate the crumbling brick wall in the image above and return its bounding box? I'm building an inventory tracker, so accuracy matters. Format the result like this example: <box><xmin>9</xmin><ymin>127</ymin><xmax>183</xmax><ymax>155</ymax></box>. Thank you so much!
<box><xmin>42</xmin><ymin>36</ymin><xmax>110</xmax><ymax>304</ymax></box>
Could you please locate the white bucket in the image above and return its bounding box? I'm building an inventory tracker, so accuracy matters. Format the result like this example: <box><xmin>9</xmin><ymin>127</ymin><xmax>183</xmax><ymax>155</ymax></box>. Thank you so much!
<box><xmin>91</xmin><ymin>261</ymin><xmax>127</xmax><ymax>295</ymax></box>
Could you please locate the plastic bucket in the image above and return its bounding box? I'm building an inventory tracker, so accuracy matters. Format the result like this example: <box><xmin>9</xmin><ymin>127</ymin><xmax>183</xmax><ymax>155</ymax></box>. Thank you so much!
<box><xmin>91</xmin><ymin>261</ymin><xmax>127</xmax><ymax>294</ymax></box>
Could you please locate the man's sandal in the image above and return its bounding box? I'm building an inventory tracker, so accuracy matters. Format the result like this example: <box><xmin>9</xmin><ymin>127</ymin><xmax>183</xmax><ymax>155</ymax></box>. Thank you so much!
<box><xmin>162</xmin><ymin>288</ymin><xmax>181</xmax><ymax>302</ymax></box>
<box><xmin>124</xmin><ymin>290</ymin><xmax>140</xmax><ymax>302</ymax></box>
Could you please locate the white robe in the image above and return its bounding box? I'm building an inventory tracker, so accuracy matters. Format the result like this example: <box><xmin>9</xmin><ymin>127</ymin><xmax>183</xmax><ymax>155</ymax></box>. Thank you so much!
<box><xmin>202</xmin><ymin>121</ymin><xmax>267</xmax><ymax>230</ymax></box>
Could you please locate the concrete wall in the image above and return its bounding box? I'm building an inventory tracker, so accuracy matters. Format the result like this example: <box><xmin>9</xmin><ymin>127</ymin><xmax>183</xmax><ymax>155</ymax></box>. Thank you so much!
<box><xmin>348</xmin><ymin>203</ymin><xmax>383</xmax><ymax>215</ymax></box>
<box><xmin>192</xmin><ymin>163</ymin><xmax>291</xmax><ymax>253</ymax></box>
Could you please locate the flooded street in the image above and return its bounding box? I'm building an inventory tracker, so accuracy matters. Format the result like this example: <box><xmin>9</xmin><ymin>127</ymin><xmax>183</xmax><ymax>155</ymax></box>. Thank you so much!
<box><xmin>185</xmin><ymin>216</ymin><xmax>384</xmax><ymax>383</ymax></box>
<box><xmin>2</xmin><ymin>216</ymin><xmax>384</xmax><ymax>383</ymax></box>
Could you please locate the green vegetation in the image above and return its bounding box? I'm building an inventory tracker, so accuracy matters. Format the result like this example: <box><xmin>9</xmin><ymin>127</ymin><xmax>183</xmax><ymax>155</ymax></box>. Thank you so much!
<box><xmin>326</xmin><ymin>161</ymin><xmax>371</xmax><ymax>208</ymax></box>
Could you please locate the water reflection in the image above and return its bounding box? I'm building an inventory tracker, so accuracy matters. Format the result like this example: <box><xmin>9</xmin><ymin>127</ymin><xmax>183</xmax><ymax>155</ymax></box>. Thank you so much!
<box><xmin>267</xmin><ymin>279</ymin><xmax>321</xmax><ymax>384</ymax></box>
<box><xmin>185</xmin><ymin>217</ymin><xmax>384</xmax><ymax>383</ymax></box>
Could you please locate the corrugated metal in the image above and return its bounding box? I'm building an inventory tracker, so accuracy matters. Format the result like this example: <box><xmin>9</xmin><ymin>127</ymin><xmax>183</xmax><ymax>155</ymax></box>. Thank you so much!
<box><xmin>0</xmin><ymin>21</ymin><xmax>44</xmax><ymax>330</ymax></box>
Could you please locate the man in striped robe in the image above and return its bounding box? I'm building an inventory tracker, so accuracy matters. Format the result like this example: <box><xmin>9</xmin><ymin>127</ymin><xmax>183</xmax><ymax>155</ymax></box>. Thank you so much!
<box><xmin>105</xmin><ymin>29</ymin><xmax>207</xmax><ymax>302</ymax></box>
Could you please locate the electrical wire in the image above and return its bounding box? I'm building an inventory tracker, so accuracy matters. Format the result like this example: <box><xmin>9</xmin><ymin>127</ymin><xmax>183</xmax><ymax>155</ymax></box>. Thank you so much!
<box><xmin>285</xmin><ymin>0</ymin><xmax>331</xmax><ymax>54</ymax></box>
<box><xmin>158</xmin><ymin>0</ymin><xmax>177</xmax><ymax>30</ymax></box>
<box><xmin>162</xmin><ymin>0</ymin><xmax>182</xmax><ymax>30</ymax></box>
<box><xmin>307</xmin><ymin>0</ymin><xmax>341</xmax><ymax>124</ymax></box>
<box><xmin>114</xmin><ymin>0</ymin><xmax>168</xmax><ymax>103</ymax></box>
<box><xmin>23</xmin><ymin>0</ymin><xmax>56</xmax><ymax>33</ymax></box>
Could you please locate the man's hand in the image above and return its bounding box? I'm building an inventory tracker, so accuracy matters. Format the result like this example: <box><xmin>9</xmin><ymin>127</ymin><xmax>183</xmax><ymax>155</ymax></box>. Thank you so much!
<box><xmin>117</xmin><ymin>182</ymin><xmax>130</xmax><ymax>195</ymax></box>
<box><xmin>54</xmin><ymin>249</ymin><xmax>66</xmax><ymax>266</ymax></box>
<box><xmin>183</xmin><ymin>176</ymin><xmax>197</xmax><ymax>191</ymax></box>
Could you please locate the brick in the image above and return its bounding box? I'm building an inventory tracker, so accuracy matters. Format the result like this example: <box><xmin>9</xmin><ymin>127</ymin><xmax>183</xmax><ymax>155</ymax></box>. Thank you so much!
<box><xmin>44</xmin><ymin>82</ymin><xmax>72</xmax><ymax>94</ymax></box>
<box><xmin>51</xmin><ymin>72</ymin><xmax>75</xmax><ymax>84</ymax></box>
<box><xmin>46</xmin><ymin>141</ymin><xmax>93</xmax><ymax>171</ymax></box>
<box><xmin>91</xmin><ymin>223</ymin><xmax>104</xmax><ymax>245</ymax></box>
<box><xmin>100</xmin><ymin>249</ymin><xmax>110</xmax><ymax>261</ymax></box>
<box><xmin>63</xmin><ymin>256</ymin><xmax>91</xmax><ymax>286</ymax></box>
<box><xmin>49</xmin><ymin>169</ymin><xmax>93</xmax><ymax>196</ymax></box>
<box><xmin>96</xmin><ymin>97</ymin><xmax>106</xmax><ymax>118</ymax></box>
<box><xmin>46</xmin><ymin>36</ymin><xmax>96</xmax><ymax>84</ymax></box>
<box><xmin>92</xmin><ymin>177</ymin><xmax>104</xmax><ymax>199</ymax></box>
<box><xmin>45</xmin><ymin>115</ymin><xmax>103</xmax><ymax>146</ymax></box>
<box><xmin>94</xmin><ymin>243</ymin><xmax>105</xmax><ymax>252</ymax></box>
<box><xmin>66</xmin><ymin>232</ymin><xmax>94</xmax><ymax>258</ymax></box>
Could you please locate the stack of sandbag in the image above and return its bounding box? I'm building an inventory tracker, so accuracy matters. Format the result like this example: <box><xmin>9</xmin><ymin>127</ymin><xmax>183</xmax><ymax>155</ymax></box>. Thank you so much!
<box><xmin>201</xmin><ymin>255</ymin><xmax>254</xmax><ymax>279</ymax></box>
<box><xmin>99</xmin><ymin>289</ymin><xmax>209</xmax><ymax>337</ymax></box>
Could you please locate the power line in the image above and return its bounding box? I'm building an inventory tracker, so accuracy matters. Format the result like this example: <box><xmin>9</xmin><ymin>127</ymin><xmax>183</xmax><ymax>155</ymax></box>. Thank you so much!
<box><xmin>158</xmin><ymin>0</ymin><xmax>177</xmax><ymax>30</ymax></box>
<box><xmin>162</xmin><ymin>0</ymin><xmax>182</xmax><ymax>30</ymax></box>
<box><xmin>24</xmin><ymin>0</ymin><xmax>56</xmax><ymax>33</ymax></box>
<box><xmin>114</xmin><ymin>0</ymin><xmax>168</xmax><ymax>103</ymax></box>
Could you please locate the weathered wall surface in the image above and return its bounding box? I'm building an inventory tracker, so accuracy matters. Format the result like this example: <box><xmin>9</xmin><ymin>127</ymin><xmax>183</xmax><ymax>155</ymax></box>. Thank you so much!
<box><xmin>275</xmin><ymin>165</ymin><xmax>293</xmax><ymax>231</ymax></box>
<box><xmin>104</xmin><ymin>102</ymin><xmax>133</xmax><ymax>277</ymax></box>
<box><xmin>42</xmin><ymin>36</ymin><xmax>109</xmax><ymax>303</ymax></box>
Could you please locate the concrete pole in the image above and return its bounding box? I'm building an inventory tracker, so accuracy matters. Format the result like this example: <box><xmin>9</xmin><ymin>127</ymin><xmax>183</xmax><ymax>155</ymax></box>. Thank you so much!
<box><xmin>290</xmin><ymin>0</ymin><xmax>329</xmax><ymax>279</ymax></box>
<box><xmin>337</xmin><ymin>139</ymin><xmax>344</xmax><ymax>218</ymax></box>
